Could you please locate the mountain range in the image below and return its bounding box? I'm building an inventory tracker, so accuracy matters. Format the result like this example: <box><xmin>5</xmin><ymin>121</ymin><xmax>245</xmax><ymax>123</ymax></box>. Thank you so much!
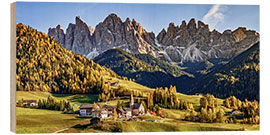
<box><xmin>48</xmin><ymin>13</ymin><xmax>259</xmax><ymax>63</ymax></box>
<box><xmin>47</xmin><ymin>13</ymin><xmax>259</xmax><ymax>100</ymax></box>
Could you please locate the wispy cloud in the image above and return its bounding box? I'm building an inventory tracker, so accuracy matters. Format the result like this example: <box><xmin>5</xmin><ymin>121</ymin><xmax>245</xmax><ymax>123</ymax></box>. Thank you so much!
<box><xmin>203</xmin><ymin>5</ymin><xmax>228</xmax><ymax>30</ymax></box>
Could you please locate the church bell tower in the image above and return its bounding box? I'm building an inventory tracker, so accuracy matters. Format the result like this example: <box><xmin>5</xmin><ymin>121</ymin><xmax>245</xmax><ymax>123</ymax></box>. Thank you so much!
<box><xmin>130</xmin><ymin>91</ymin><xmax>134</xmax><ymax>109</ymax></box>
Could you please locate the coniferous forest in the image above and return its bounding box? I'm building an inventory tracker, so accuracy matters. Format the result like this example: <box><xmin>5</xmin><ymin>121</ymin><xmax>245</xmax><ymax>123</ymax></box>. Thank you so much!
<box><xmin>16</xmin><ymin>24</ymin><xmax>118</xmax><ymax>94</ymax></box>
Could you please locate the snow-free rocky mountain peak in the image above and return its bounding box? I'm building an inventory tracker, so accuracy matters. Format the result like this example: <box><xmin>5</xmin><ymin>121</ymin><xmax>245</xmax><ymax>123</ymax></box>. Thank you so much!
<box><xmin>48</xmin><ymin>14</ymin><xmax>157</xmax><ymax>59</ymax></box>
<box><xmin>156</xmin><ymin>19</ymin><xmax>259</xmax><ymax>63</ymax></box>
<box><xmin>48</xmin><ymin>13</ymin><xmax>259</xmax><ymax>62</ymax></box>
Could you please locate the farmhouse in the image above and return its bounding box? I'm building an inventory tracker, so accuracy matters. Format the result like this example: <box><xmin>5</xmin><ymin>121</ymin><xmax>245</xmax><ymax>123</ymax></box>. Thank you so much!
<box><xmin>91</xmin><ymin>105</ymin><xmax>116</xmax><ymax>119</ymax></box>
<box><xmin>23</xmin><ymin>100</ymin><xmax>38</xmax><ymax>107</ymax></box>
<box><xmin>102</xmin><ymin>104</ymin><xmax>116</xmax><ymax>114</ymax></box>
<box><xmin>124</xmin><ymin>108</ymin><xmax>132</xmax><ymax>118</ymax></box>
<box><xmin>100</xmin><ymin>108</ymin><xmax>109</xmax><ymax>119</ymax></box>
<box><xmin>79</xmin><ymin>104</ymin><xmax>101</xmax><ymax>116</ymax></box>
<box><xmin>116</xmin><ymin>108</ymin><xmax>132</xmax><ymax>119</ymax></box>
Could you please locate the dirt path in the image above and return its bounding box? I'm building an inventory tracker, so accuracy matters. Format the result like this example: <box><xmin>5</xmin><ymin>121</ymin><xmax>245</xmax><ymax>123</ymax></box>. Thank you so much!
<box><xmin>53</xmin><ymin>127</ymin><xmax>70</xmax><ymax>133</ymax></box>
<box><xmin>52</xmin><ymin>120</ymin><xmax>89</xmax><ymax>133</ymax></box>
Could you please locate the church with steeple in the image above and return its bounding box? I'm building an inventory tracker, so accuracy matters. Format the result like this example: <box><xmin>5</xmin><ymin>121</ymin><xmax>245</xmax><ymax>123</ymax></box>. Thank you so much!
<box><xmin>129</xmin><ymin>91</ymin><xmax>145</xmax><ymax>116</ymax></box>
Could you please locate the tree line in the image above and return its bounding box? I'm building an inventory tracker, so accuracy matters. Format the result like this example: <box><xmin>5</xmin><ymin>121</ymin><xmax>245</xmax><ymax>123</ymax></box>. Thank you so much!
<box><xmin>146</xmin><ymin>86</ymin><xmax>194</xmax><ymax>111</ymax></box>
<box><xmin>184</xmin><ymin>94</ymin><xmax>259</xmax><ymax>124</ymax></box>
<box><xmin>37</xmin><ymin>95</ymin><xmax>74</xmax><ymax>112</ymax></box>
<box><xmin>17</xmin><ymin>95</ymin><xmax>73</xmax><ymax>112</ymax></box>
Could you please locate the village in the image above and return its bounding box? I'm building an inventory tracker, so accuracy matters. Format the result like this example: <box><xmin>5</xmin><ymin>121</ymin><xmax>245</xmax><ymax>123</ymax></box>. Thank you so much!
<box><xmin>79</xmin><ymin>92</ymin><xmax>147</xmax><ymax>121</ymax></box>
<box><xmin>17</xmin><ymin>91</ymin><xmax>149</xmax><ymax>122</ymax></box>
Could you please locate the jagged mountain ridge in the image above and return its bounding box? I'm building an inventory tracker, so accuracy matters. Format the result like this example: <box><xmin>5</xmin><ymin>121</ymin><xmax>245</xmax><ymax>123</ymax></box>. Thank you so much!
<box><xmin>48</xmin><ymin>14</ymin><xmax>157</xmax><ymax>59</ymax></box>
<box><xmin>48</xmin><ymin>13</ymin><xmax>259</xmax><ymax>63</ymax></box>
<box><xmin>157</xmin><ymin>20</ymin><xmax>259</xmax><ymax>63</ymax></box>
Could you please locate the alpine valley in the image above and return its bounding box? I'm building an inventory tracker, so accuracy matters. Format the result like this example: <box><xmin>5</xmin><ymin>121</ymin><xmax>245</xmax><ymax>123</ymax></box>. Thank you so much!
<box><xmin>15</xmin><ymin>12</ymin><xmax>260</xmax><ymax>133</ymax></box>
<box><xmin>48</xmin><ymin>13</ymin><xmax>259</xmax><ymax>101</ymax></box>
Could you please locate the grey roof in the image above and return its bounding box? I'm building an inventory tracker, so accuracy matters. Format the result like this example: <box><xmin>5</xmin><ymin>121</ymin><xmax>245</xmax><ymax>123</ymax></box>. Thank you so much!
<box><xmin>79</xmin><ymin>104</ymin><xmax>94</xmax><ymax>109</ymax></box>
<box><xmin>132</xmin><ymin>103</ymin><xmax>143</xmax><ymax>109</ymax></box>
<box><xmin>102</xmin><ymin>105</ymin><xmax>116</xmax><ymax>111</ymax></box>
<box><xmin>23</xmin><ymin>100</ymin><xmax>37</xmax><ymax>103</ymax></box>
<box><xmin>79</xmin><ymin>104</ymin><xmax>101</xmax><ymax>109</ymax></box>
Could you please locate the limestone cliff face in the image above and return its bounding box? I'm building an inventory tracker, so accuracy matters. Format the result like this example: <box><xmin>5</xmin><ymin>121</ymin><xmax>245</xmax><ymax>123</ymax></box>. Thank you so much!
<box><xmin>71</xmin><ymin>16</ymin><xmax>93</xmax><ymax>55</ymax></box>
<box><xmin>48</xmin><ymin>16</ymin><xmax>93</xmax><ymax>54</ymax></box>
<box><xmin>48</xmin><ymin>25</ymin><xmax>65</xmax><ymax>46</ymax></box>
<box><xmin>48</xmin><ymin>14</ymin><xmax>157</xmax><ymax>59</ymax></box>
<box><xmin>92</xmin><ymin>14</ymin><xmax>156</xmax><ymax>56</ymax></box>
<box><xmin>64</xmin><ymin>23</ymin><xmax>75</xmax><ymax>50</ymax></box>
<box><xmin>48</xmin><ymin>14</ymin><xmax>259</xmax><ymax>62</ymax></box>
<box><xmin>156</xmin><ymin>18</ymin><xmax>259</xmax><ymax>62</ymax></box>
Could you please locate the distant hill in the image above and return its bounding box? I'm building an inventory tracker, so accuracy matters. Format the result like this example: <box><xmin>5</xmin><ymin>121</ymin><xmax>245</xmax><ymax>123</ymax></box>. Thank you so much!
<box><xmin>180</xmin><ymin>58</ymin><xmax>230</xmax><ymax>77</ymax></box>
<box><xmin>93</xmin><ymin>49</ymin><xmax>194</xmax><ymax>91</ymax></box>
<box><xmin>134</xmin><ymin>53</ymin><xmax>190</xmax><ymax>77</ymax></box>
<box><xmin>16</xmin><ymin>24</ymin><xmax>118</xmax><ymax>94</ymax></box>
<box><xmin>189</xmin><ymin>42</ymin><xmax>259</xmax><ymax>101</ymax></box>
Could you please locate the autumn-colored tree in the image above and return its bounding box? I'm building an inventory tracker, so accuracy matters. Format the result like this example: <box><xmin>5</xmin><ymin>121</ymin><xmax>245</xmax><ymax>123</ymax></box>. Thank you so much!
<box><xmin>16</xmin><ymin>23</ymin><xmax>118</xmax><ymax>94</ymax></box>
<box><xmin>216</xmin><ymin>109</ymin><xmax>225</xmax><ymax>123</ymax></box>
<box><xmin>113</xmin><ymin>108</ymin><xmax>117</xmax><ymax>121</ymax></box>
<box><xmin>93</xmin><ymin>102</ymin><xmax>97</xmax><ymax>109</ymax></box>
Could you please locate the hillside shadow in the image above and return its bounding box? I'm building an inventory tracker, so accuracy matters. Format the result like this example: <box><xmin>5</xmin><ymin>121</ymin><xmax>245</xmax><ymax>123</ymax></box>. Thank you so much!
<box><xmin>69</xmin><ymin>95</ymin><xmax>98</xmax><ymax>104</ymax></box>
<box><xmin>71</xmin><ymin>123</ymin><xmax>91</xmax><ymax>130</ymax></box>
<box><xmin>52</xmin><ymin>93</ymin><xmax>73</xmax><ymax>98</ymax></box>
<box><xmin>129</xmin><ymin>71</ymin><xmax>195</xmax><ymax>93</ymax></box>
<box><xmin>51</xmin><ymin>94</ymin><xmax>98</xmax><ymax>104</ymax></box>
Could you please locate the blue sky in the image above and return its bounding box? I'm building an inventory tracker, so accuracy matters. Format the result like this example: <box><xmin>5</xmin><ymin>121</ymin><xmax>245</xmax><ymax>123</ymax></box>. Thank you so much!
<box><xmin>16</xmin><ymin>2</ymin><xmax>259</xmax><ymax>34</ymax></box>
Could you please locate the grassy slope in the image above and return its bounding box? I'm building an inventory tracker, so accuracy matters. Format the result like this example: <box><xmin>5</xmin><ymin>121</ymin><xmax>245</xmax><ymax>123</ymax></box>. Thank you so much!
<box><xmin>16</xmin><ymin>74</ymin><xmax>257</xmax><ymax>133</ymax></box>
<box><xmin>17</xmin><ymin>107</ymin><xmax>259</xmax><ymax>133</ymax></box>
<box><xmin>16</xmin><ymin>107</ymin><xmax>89</xmax><ymax>133</ymax></box>
<box><xmin>176</xmin><ymin>93</ymin><xmax>224</xmax><ymax>108</ymax></box>
<box><xmin>16</xmin><ymin>91</ymin><xmax>258</xmax><ymax>133</ymax></box>
<box><xmin>103</xmin><ymin>75</ymin><xmax>154</xmax><ymax>93</ymax></box>
<box><xmin>16</xmin><ymin>91</ymin><xmax>98</xmax><ymax>110</ymax></box>
<box><xmin>61</xmin><ymin>118</ymin><xmax>259</xmax><ymax>133</ymax></box>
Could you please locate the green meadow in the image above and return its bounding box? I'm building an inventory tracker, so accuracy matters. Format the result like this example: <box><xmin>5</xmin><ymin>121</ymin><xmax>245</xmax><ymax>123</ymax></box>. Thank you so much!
<box><xmin>16</xmin><ymin>91</ymin><xmax>259</xmax><ymax>133</ymax></box>
<box><xmin>16</xmin><ymin>107</ymin><xmax>89</xmax><ymax>133</ymax></box>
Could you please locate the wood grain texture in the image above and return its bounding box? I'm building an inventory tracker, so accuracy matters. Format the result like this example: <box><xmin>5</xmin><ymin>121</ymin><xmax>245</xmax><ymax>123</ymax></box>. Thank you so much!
<box><xmin>10</xmin><ymin>2</ymin><xmax>16</xmax><ymax>133</ymax></box>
